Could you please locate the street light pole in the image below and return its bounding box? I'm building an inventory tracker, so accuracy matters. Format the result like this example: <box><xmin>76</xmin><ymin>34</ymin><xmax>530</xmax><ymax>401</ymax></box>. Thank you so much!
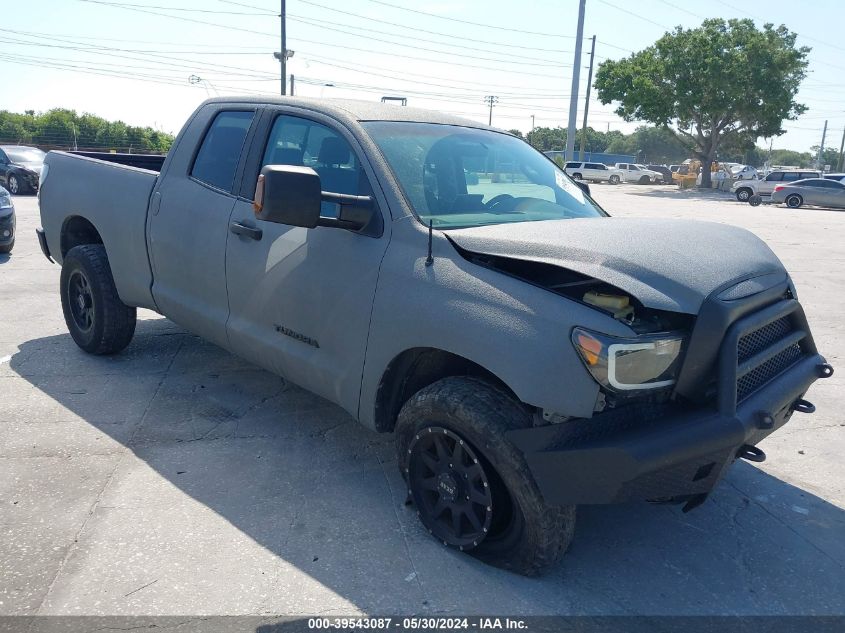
<box><xmin>838</xmin><ymin>126</ymin><xmax>845</xmax><ymax>172</ymax></box>
<box><xmin>280</xmin><ymin>0</ymin><xmax>286</xmax><ymax>95</ymax></box>
<box><xmin>565</xmin><ymin>0</ymin><xmax>586</xmax><ymax>162</ymax></box>
<box><xmin>578</xmin><ymin>35</ymin><xmax>596</xmax><ymax>161</ymax></box>
<box><xmin>816</xmin><ymin>119</ymin><xmax>828</xmax><ymax>170</ymax></box>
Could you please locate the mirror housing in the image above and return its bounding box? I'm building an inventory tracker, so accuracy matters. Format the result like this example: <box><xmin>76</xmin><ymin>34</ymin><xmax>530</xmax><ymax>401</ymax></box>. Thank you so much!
<box><xmin>254</xmin><ymin>164</ymin><xmax>379</xmax><ymax>234</ymax></box>
<box><xmin>254</xmin><ymin>164</ymin><xmax>321</xmax><ymax>228</ymax></box>
<box><xmin>574</xmin><ymin>180</ymin><xmax>591</xmax><ymax>196</ymax></box>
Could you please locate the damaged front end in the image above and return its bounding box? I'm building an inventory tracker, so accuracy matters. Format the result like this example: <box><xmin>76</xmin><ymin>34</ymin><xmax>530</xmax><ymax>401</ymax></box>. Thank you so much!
<box><xmin>452</xmin><ymin>242</ymin><xmax>832</xmax><ymax>510</ymax></box>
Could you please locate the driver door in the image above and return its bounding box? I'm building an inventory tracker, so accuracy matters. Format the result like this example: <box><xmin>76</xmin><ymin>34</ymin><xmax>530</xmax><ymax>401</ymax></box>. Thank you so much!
<box><xmin>224</xmin><ymin>110</ymin><xmax>390</xmax><ymax>416</ymax></box>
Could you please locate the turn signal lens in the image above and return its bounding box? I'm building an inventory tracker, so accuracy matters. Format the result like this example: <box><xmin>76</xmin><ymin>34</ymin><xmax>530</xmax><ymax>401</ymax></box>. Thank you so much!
<box><xmin>575</xmin><ymin>331</ymin><xmax>603</xmax><ymax>365</ymax></box>
<box><xmin>253</xmin><ymin>174</ymin><xmax>265</xmax><ymax>214</ymax></box>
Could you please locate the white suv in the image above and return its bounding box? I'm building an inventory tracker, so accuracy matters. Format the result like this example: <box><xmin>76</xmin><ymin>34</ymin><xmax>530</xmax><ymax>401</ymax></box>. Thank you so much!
<box><xmin>564</xmin><ymin>161</ymin><xmax>623</xmax><ymax>184</ymax></box>
<box><xmin>731</xmin><ymin>169</ymin><xmax>821</xmax><ymax>202</ymax></box>
<box><xmin>614</xmin><ymin>163</ymin><xmax>663</xmax><ymax>184</ymax></box>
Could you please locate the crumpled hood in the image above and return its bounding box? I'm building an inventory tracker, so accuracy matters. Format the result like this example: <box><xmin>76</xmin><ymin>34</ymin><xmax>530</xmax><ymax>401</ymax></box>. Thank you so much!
<box><xmin>444</xmin><ymin>217</ymin><xmax>786</xmax><ymax>314</ymax></box>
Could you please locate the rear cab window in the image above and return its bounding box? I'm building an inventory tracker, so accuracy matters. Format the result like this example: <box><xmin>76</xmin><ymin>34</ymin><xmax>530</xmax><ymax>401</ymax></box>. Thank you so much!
<box><xmin>191</xmin><ymin>110</ymin><xmax>255</xmax><ymax>193</ymax></box>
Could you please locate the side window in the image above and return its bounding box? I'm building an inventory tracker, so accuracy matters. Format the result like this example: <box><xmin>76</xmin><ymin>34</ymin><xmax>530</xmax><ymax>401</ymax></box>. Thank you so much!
<box><xmin>191</xmin><ymin>110</ymin><xmax>254</xmax><ymax>192</ymax></box>
<box><xmin>781</xmin><ymin>172</ymin><xmax>801</xmax><ymax>182</ymax></box>
<box><xmin>0</xmin><ymin>150</ymin><xmax>7</xmax><ymax>164</ymax></box>
<box><xmin>765</xmin><ymin>172</ymin><xmax>783</xmax><ymax>182</ymax></box>
<box><xmin>262</xmin><ymin>115</ymin><xmax>367</xmax><ymax>216</ymax></box>
<box><xmin>565</xmin><ymin>162</ymin><xmax>580</xmax><ymax>169</ymax></box>
<box><xmin>587</xmin><ymin>163</ymin><xmax>605</xmax><ymax>170</ymax></box>
<box><xmin>800</xmin><ymin>172</ymin><xmax>819</xmax><ymax>180</ymax></box>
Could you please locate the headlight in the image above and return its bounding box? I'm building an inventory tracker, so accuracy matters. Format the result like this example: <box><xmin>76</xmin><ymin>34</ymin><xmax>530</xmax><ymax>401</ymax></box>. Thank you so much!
<box><xmin>572</xmin><ymin>327</ymin><xmax>685</xmax><ymax>392</ymax></box>
<box><xmin>0</xmin><ymin>192</ymin><xmax>11</xmax><ymax>209</ymax></box>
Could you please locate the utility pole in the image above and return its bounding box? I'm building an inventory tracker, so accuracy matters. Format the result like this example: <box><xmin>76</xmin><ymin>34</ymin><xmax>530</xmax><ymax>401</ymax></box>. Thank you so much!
<box><xmin>484</xmin><ymin>95</ymin><xmax>498</xmax><ymax>126</ymax></box>
<box><xmin>278</xmin><ymin>0</ymin><xmax>286</xmax><ymax>95</ymax></box>
<box><xmin>565</xmin><ymin>0</ymin><xmax>586</xmax><ymax>162</ymax></box>
<box><xmin>816</xmin><ymin>119</ymin><xmax>828</xmax><ymax>170</ymax></box>
<box><xmin>290</xmin><ymin>74</ymin><xmax>295</xmax><ymax>96</ymax></box>
<box><xmin>531</xmin><ymin>114</ymin><xmax>535</xmax><ymax>132</ymax></box>
<box><xmin>578</xmin><ymin>35</ymin><xmax>596</xmax><ymax>161</ymax></box>
<box><xmin>838</xmin><ymin>127</ymin><xmax>845</xmax><ymax>172</ymax></box>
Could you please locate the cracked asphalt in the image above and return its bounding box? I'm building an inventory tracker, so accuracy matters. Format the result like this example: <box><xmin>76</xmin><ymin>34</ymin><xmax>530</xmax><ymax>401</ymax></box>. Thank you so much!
<box><xmin>1</xmin><ymin>187</ymin><xmax>843</xmax><ymax>616</ymax></box>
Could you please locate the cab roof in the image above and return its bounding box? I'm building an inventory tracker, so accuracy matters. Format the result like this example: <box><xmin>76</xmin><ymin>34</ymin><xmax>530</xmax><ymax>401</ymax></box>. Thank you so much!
<box><xmin>201</xmin><ymin>96</ymin><xmax>491</xmax><ymax>130</ymax></box>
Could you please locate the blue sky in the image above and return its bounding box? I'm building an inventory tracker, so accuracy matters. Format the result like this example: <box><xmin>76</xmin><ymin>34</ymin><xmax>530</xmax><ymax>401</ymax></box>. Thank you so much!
<box><xmin>1</xmin><ymin>0</ymin><xmax>843</xmax><ymax>154</ymax></box>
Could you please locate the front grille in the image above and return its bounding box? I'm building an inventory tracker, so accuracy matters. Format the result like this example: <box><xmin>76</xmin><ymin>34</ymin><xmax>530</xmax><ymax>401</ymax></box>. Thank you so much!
<box><xmin>734</xmin><ymin>311</ymin><xmax>805</xmax><ymax>403</ymax></box>
<box><xmin>737</xmin><ymin>343</ymin><xmax>802</xmax><ymax>401</ymax></box>
<box><xmin>737</xmin><ymin>316</ymin><xmax>791</xmax><ymax>362</ymax></box>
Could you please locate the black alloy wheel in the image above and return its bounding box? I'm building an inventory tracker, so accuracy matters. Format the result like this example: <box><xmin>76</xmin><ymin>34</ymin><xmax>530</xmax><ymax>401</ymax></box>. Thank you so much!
<box><xmin>407</xmin><ymin>426</ymin><xmax>494</xmax><ymax>550</ymax></box>
<box><xmin>67</xmin><ymin>269</ymin><xmax>95</xmax><ymax>332</ymax></box>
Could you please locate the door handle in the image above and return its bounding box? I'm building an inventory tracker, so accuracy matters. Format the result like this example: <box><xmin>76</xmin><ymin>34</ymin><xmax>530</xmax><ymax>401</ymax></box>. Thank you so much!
<box><xmin>230</xmin><ymin>221</ymin><xmax>263</xmax><ymax>241</ymax></box>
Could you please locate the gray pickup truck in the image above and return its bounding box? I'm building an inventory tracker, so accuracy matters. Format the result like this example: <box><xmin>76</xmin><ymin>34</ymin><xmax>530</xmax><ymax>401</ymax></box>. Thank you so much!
<box><xmin>37</xmin><ymin>97</ymin><xmax>832</xmax><ymax>575</ymax></box>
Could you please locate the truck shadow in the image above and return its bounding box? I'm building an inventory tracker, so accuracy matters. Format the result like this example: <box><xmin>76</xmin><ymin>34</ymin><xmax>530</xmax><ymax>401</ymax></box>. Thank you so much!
<box><xmin>8</xmin><ymin>317</ymin><xmax>845</xmax><ymax>615</ymax></box>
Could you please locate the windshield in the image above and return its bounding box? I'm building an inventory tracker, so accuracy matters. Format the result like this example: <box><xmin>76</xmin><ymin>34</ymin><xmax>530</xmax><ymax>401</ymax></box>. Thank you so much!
<box><xmin>6</xmin><ymin>148</ymin><xmax>45</xmax><ymax>164</ymax></box>
<box><xmin>362</xmin><ymin>122</ymin><xmax>605</xmax><ymax>228</ymax></box>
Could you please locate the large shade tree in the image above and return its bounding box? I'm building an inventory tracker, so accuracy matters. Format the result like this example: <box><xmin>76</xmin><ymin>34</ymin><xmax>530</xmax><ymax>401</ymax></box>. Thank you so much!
<box><xmin>595</xmin><ymin>19</ymin><xmax>809</xmax><ymax>187</ymax></box>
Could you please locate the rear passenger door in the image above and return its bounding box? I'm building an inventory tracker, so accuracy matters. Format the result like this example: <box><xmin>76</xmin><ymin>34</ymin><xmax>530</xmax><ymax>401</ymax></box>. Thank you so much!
<box><xmin>148</xmin><ymin>105</ymin><xmax>258</xmax><ymax>349</ymax></box>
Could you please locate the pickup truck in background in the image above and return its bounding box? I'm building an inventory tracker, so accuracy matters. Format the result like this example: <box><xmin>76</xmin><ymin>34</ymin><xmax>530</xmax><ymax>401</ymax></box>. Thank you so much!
<box><xmin>37</xmin><ymin>97</ymin><xmax>832</xmax><ymax>575</ymax></box>
<box><xmin>614</xmin><ymin>162</ymin><xmax>663</xmax><ymax>184</ymax></box>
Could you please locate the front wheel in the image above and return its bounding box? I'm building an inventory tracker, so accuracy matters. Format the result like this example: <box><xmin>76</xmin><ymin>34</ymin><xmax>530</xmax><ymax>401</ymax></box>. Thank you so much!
<box><xmin>609</xmin><ymin>175</ymin><xmax>620</xmax><ymax>185</ymax></box>
<box><xmin>571</xmin><ymin>172</ymin><xmax>583</xmax><ymax>180</ymax></box>
<box><xmin>7</xmin><ymin>174</ymin><xmax>21</xmax><ymax>195</ymax></box>
<box><xmin>60</xmin><ymin>244</ymin><xmax>137</xmax><ymax>354</ymax></box>
<box><xmin>638</xmin><ymin>175</ymin><xmax>650</xmax><ymax>184</ymax></box>
<box><xmin>786</xmin><ymin>194</ymin><xmax>803</xmax><ymax>209</ymax></box>
<box><xmin>396</xmin><ymin>377</ymin><xmax>576</xmax><ymax>576</ymax></box>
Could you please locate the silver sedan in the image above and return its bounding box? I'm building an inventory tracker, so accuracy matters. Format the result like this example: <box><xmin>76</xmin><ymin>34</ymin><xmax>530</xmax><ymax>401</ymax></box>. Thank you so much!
<box><xmin>771</xmin><ymin>178</ymin><xmax>845</xmax><ymax>209</ymax></box>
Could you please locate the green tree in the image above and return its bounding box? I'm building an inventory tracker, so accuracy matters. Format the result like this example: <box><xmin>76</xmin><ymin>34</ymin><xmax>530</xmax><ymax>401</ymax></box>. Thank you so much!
<box><xmin>595</xmin><ymin>18</ymin><xmax>810</xmax><ymax>186</ymax></box>
<box><xmin>526</xmin><ymin>126</ymin><xmax>566</xmax><ymax>152</ymax></box>
<box><xmin>507</xmin><ymin>129</ymin><xmax>524</xmax><ymax>140</ymax></box>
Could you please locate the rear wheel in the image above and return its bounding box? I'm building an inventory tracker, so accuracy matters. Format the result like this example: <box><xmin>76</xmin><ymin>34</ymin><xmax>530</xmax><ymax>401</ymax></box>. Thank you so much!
<box><xmin>735</xmin><ymin>187</ymin><xmax>753</xmax><ymax>202</ymax></box>
<box><xmin>572</xmin><ymin>172</ymin><xmax>583</xmax><ymax>180</ymax></box>
<box><xmin>609</xmin><ymin>174</ymin><xmax>620</xmax><ymax>185</ymax></box>
<box><xmin>396</xmin><ymin>377</ymin><xmax>576</xmax><ymax>576</ymax></box>
<box><xmin>786</xmin><ymin>194</ymin><xmax>803</xmax><ymax>208</ymax></box>
<box><xmin>60</xmin><ymin>244</ymin><xmax>136</xmax><ymax>354</ymax></box>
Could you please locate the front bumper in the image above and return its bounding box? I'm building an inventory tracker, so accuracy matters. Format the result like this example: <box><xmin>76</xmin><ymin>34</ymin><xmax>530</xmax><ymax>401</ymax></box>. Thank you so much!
<box><xmin>0</xmin><ymin>212</ymin><xmax>14</xmax><ymax>245</ymax></box>
<box><xmin>509</xmin><ymin>291</ymin><xmax>831</xmax><ymax>507</ymax></box>
<box><xmin>507</xmin><ymin>353</ymin><xmax>828</xmax><ymax>505</ymax></box>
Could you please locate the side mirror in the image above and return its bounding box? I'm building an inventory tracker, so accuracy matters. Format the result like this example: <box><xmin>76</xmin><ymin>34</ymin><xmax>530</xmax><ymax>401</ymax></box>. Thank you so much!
<box><xmin>254</xmin><ymin>164</ymin><xmax>322</xmax><ymax>228</ymax></box>
<box><xmin>254</xmin><ymin>164</ymin><xmax>378</xmax><ymax>233</ymax></box>
<box><xmin>574</xmin><ymin>180</ymin><xmax>591</xmax><ymax>196</ymax></box>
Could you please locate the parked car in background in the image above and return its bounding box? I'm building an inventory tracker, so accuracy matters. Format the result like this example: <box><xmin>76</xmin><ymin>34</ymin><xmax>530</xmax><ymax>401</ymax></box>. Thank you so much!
<box><xmin>0</xmin><ymin>186</ymin><xmax>15</xmax><ymax>253</ymax></box>
<box><xmin>564</xmin><ymin>161</ymin><xmax>623</xmax><ymax>184</ymax></box>
<box><xmin>646</xmin><ymin>164</ymin><xmax>673</xmax><ymax>184</ymax></box>
<box><xmin>614</xmin><ymin>163</ymin><xmax>662</xmax><ymax>184</ymax></box>
<box><xmin>823</xmin><ymin>173</ymin><xmax>845</xmax><ymax>182</ymax></box>
<box><xmin>731</xmin><ymin>169</ymin><xmax>821</xmax><ymax>202</ymax></box>
<box><xmin>771</xmin><ymin>178</ymin><xmax>845</xmax><ymax>209</ymax></box>
<box><xmin>0</xmin><ymin>145</ymin><xmax>45</xmax><ymax>194</ymax></box>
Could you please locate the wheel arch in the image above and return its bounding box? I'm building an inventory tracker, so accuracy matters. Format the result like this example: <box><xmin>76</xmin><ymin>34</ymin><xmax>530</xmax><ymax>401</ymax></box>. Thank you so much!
<box><xmin>60</xmin><ymin>215</ymin><xmax>103</xmax><ymax>258</ymax></box>
<box><xmin>372</xmin><ymin>347</ymin><xmax>520</xmax><ymax>433</ymax></box>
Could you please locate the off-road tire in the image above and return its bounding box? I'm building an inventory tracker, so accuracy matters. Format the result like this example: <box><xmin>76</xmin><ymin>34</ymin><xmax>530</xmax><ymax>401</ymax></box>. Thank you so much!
<box><xmin>735</xmin><ymin>187</ymin><xmax>753</xmax><ymax>202</ymax></box>
<box><xmin>60</xmin><ymin>244</ymin><xmax>136</xmax><ymax>354</ymax></box>
<box><xmin>786</xmin><ymin>194</ymin><xmax>803</xmax><ymax>209</ymax></box>
<box><xmin>396</xmin><ymin>376</ymin><xmax>576</xmax><ymax>576</ymax></box>
<box><xmin>609</xmin><ymin>175</ymin><xmax>620</xmax><ymax>185</ymax></box>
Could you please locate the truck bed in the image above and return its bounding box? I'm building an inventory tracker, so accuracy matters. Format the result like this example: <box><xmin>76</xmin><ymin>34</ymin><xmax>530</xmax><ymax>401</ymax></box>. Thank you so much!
<box><xmin>70</xmin><ymin>151</ymin><xmax>166</xmax><ymax>172</ymax></box>
<box><xmin>39</xmin><ymin>151</ymin><xmax>160</xmax><ymax>309</ymax></box>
